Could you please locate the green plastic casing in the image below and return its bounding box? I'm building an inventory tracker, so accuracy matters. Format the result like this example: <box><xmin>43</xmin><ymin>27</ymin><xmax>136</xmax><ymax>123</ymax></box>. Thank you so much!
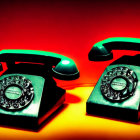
<box><xmin>0</xmin><ymin>73</ymin><xmax>65</xmax><ymax>130</ymax></box>
<box><xmin>0</xmin><ymin>49</ymin><xmax>79</xmax><ymax>80</ymax></box>
<box><xmin>87</xmin><ymin>64</ymin><xmax>140</xmax><ymax>122</ymax></box>
<box><xmin>88</xmin><ymin>37</ymin><xmax>140</xmax><ymax>61</ymax></box>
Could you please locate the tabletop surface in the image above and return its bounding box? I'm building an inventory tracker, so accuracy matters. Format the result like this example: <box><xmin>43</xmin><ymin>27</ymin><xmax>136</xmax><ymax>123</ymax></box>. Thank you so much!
<box><xmin>0</xmin><ymin>86</ymin><xmax>140</xmax><ymax>140</ymax></box>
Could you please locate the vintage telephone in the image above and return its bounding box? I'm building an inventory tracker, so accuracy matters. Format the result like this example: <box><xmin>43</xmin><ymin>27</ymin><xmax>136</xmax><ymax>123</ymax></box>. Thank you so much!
<box><xmin>87</xmin><ymin>37</ymin><xmax>140</xmax><ymax>122</ymax></box>
<box><xmin>0</xmin><ymin>49</ymin><xmax>79</xmax><ymax>130</ymax></box>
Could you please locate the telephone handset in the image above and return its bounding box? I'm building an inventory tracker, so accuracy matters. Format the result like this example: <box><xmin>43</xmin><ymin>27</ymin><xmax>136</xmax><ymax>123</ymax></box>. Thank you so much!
<box><xmin>88</xmin><ymin>37</ymin><xmax>140</xmax><ymax>61</ymax></box>
<box><xmin>0</xmin><ymin>49</ymin><xmax>79</xmax><ymax>80</ymax></box>
<box><xmin>87</xmin><ymin>37</ymin><xmax>140</xmax><ymax>122</ymax></box>
<box><xmin>0</xmin><ymin>49</ymin><xmax>79</xmax><ymax>130</ymax></box>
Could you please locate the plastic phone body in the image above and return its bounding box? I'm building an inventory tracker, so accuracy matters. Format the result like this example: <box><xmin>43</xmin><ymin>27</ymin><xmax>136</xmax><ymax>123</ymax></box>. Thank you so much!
<box><xmin>87</xmin><ymin>37</ymin><xmax>140</xmax><ymax>122</ymax></box>
<box><xmin>0</xmin><ymin>49</ymin><xmax>79</xmax><ymax>130</ymax></box>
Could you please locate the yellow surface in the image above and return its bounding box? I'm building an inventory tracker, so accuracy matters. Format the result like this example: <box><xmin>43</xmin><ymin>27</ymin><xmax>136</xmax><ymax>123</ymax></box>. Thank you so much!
<box><xmin>0</xmin><ymin>86</ymin><xmax>140</xmax><ymax>140</ymax></box>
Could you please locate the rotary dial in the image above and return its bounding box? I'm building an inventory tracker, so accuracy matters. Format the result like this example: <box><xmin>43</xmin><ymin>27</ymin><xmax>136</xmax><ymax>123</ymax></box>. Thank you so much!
<box><xmin>0</xmin><ymin>75</ymin><xmax>34</xmax><ymax>110</ymax></box>
<box><xmin>100</xmin><ymin>67</ymin><xmax>137</xmax><ymax>102</ymax></box>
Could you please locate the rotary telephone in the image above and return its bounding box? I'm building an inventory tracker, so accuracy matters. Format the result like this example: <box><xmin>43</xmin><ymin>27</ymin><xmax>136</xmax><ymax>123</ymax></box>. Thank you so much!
<box><xmin>87</xmin><ymin>37</ymin><xmax>140</xmax><ymax>122</ymax></box>
<box><xmin>0</xmin><ymin>49</ymin><xmax>79</xmax><ymax>130</ymax></box>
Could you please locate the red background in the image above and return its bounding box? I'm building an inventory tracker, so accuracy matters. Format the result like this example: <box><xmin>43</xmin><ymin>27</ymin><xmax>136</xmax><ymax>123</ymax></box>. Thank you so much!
<box><xmin>1</xmin><ymin>0</ymin><xmax>140</xmax><ymax>139</ymax></box>
<box><xmin>1</xmin><ymin>0</ymin><xmax>140</xmax><ymax>88</ymax></box>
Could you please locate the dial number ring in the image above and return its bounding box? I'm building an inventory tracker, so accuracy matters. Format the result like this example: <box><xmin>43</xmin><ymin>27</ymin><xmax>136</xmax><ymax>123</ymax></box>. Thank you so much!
<box><xmin>100</xmin><ymin>67</ymin><xmax>137</xmax><ymax>102</ymax></box>
<box><xmin>0</xmin><ymin>76</ymin><xmax>34</xmax><ymax>110</ymax></box>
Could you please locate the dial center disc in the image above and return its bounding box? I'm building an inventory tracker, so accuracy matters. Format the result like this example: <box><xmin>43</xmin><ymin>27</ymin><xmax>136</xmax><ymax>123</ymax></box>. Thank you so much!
<box><xmin>5</xmin><ymin>86</ymin><xmax>22</xmax><ymax>100</ymax></box>
<box><xmin>111</xmin><ymin>77</ymin><xmax>127</xmax><ymax>91</ymax></box>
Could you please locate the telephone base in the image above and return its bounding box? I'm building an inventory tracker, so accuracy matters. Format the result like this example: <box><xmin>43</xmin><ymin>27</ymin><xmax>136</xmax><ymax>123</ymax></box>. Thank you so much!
<box><xmin>86</xmin><ymin>64</ymin><xmax>140</xmax><ymax>122</ymax></box>
<box><xmin>86</xmin><ymin>102</ymin><xmax>139</xmax><ymax>122</ymax></box>
<box><xmin>0</xmin><ymin>86</ymin><xmax>65</xmax><ymax>131</ymax></box>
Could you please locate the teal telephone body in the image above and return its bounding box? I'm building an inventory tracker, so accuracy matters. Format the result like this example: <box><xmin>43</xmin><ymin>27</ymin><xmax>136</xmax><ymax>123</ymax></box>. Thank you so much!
<box><xmin>87</xmin><ymin>37</ymin><xmax>140</xmax><ymax>122</ymax></box>
<box><xmin>0</xmin><ymin>49</ymin><xmax>79</xmax><ymax>130</ymax></box>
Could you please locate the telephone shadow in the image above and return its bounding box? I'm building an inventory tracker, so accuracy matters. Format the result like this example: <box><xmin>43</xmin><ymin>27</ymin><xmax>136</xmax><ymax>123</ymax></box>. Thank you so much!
<box><xmin>86</xmin><ymin>112</ymin><xmax>140</xmax><ymax>125</ymax></box>
<box><xmin>39</xmin><ymin>92</ymin><xmax>81</xmax><ymax>131</ymax></box>
<box><xmin>0</xmin><ymin>92</ymin><xmax>81</xmax><ymax>132</ymax></box>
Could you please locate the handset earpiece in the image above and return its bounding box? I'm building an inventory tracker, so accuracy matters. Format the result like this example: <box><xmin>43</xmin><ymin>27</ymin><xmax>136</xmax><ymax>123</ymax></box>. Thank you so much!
<box><xmin>88</xmin><ymin>37</ymin><xmax>140</xmax><ymax>61</ymax></box>
<box><xmin>52</xmin><ymin>59</ymin><xmax>79</xmax><ymax>80</ymax></box>
<box><xmin>0</xmin><ymin>49</ymin><xmax>79</xmax><ymax>80</ymax></box>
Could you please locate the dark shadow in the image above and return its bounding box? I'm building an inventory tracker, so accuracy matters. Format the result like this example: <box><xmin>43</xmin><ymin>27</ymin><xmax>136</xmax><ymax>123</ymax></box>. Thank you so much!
<box><xmin>65</xmin><ymin>92</ymin><xmax>82</xmax><ymax>104</ymax></box>
<box><xmin>38</xmin><ymin>104</ymin><xmax>68</xmax><ymax>132</ymax></box>
<box><xmin>0</xmin><ymin>92</ymin><xmax>82</xmax><ymax>132</ymax></box>
<box><xmin>86</xmin><ymin>112</ymin><xmax>140</xmax><ymax>125</ymax></box>
<box><xmin>0</xmin><ymin>104</ymin><xmax>68</xmax><ymax>132</ymax></box>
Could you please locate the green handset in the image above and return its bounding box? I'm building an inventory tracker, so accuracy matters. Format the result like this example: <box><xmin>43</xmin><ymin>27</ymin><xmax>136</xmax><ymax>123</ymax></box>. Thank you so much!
<box><xmin>87</xmin><ymin>37</ymin><xmax>140</xmax><ymax>122</ymax></box>
<box><xmin>0</xmin><ymin>49</ymin><xmax>79</xmax><ymax>130</ymax></box>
